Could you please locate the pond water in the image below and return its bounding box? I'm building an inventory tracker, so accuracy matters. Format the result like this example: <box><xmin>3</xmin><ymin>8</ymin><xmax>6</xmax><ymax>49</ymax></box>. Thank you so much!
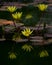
<box><xmin>0</xmin><ymin>40</ymin><xmax>52</xmax><ymax>65</ymax></box>
<box><xmin>0</xmin><ymin>3</ymin><xmax>52</xmax><ymax>65</ymax></box>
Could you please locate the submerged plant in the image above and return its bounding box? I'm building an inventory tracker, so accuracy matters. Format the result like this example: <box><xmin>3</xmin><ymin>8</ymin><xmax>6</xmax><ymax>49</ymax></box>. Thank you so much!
<box><xmin>12</xmin><ymin>32</ymin><xmax>22</xmax><ymax>41</ymax></box>
<box><xmin>37</xmin><ymin>4</ymin><xmax>48</xmax><ymax>39</ymax></box>
<box><xmin>7</xmin><ymin>6</ymin><xmax>17</xmax><ymax>13</ymax></box>
<box><xmin>37</xmin><ymin>4</ymin><xmax>48</xmax><ymax>11</ymax></box>
<box><xmin>22</xmin><ymin>44</ymin><xmax>33</xmax><ymax>52</ymax></box>
<box><xmin>39</xmin><ymin>50</ymin><xmax>49</xmax><ymax>58</ymax></box>
<box><xmin>25</xmin><ymin>14</ymin><xmax>32</xmax><ymax>19</ymax></box>
<box><xmin>11</xmin><ymin>11</ymin><xmax>23</xmax><ymax>42</ymax></box>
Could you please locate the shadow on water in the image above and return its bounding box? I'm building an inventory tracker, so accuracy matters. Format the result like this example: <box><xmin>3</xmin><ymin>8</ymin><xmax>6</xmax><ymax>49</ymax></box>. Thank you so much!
<box><xmin>0</xmin><ymin>40</ymin><xmax>52</xmax><ymax>65</ymax></box>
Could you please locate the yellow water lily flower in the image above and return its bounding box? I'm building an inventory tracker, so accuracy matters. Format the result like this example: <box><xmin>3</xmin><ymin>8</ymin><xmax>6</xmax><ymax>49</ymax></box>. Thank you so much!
<box><xmin>39</xmin><ymin>50</ymin><xmax>49</xmax><ymax>58</ymax></box>
<box><xmin>21</xmin><ymin>28</ymin><xmax>33</xmax><ymax>37</ymax></box>
<box><xmin>7</xmin><ymin>6</ymin><xmax>17</xmax><ymax>12</ymax></box>
<box><xmin>8</xmin><ymin>52</ymin><xmax>17</xmax><ymax>60</ymax></box>
<box><xmin>12</xmin><ymin>12</ymin><xmax>22</xmax><ymax>20</ymax></box>
<box><xmin>22</xmin><ymin>44</ymin><xmax>33</xmax><ymax>52</ymax></box>
<box><xmin>37</xmin><ymin>4</ymin><xmax>48</xmax><ymax>11</ymax></box>
<box><xmin>25</xmin><ymin>14</ymin><xmax>32</xmax><ymax>19</ymax></box>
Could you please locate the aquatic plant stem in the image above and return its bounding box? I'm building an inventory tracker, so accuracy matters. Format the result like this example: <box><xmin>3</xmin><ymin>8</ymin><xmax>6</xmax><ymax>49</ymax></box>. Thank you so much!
<box><xmin>27</xmin><ymin>36</ymin><xmax>31</xmax><ymax>43</ymax></box>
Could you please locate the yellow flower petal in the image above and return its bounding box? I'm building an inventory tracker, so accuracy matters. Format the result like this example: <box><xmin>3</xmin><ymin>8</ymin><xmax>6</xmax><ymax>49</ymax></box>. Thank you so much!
<box><xmin>22</xmin><ymin>44</ymin><xmax>33</xmax><ymax>52</ymax></box>
<box><xmin>7</xmin><ymin>6</ymin><xmax>17</xmax><ymax>12</ymax></box>
<box><xmin>38</xmin><ymin>4</ymin><xmax>48</xmax><ymax>11</ymax></box>
<box><xmin>12</xmin><ymin>12</ymin><xmax>22</xmax><ymax>20</ymax></box>
<box><xmin>21</xmin><ymin>28</ymin><xmax>33</xmax><ymax>37</ymax></box>
<box><xmin>39</xmin><ymin>50</ymin><xmax>49</xmax><ymax>57</ymax></box>
<box><xmin>9</xmin><ymin>52</ymin><xmax>17</xmax><ymax>59</ymax></box>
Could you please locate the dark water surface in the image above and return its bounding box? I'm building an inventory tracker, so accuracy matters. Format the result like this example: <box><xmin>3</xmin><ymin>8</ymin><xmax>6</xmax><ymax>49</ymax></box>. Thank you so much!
<box><xmin>0</xmin><ymin>40</ymin><xmax>52</xmax><ymax>65</ymax></box>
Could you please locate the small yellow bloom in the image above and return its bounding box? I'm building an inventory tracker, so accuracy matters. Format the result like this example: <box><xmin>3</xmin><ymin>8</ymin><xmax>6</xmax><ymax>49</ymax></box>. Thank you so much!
<box><xmin>8</xmin><ymin>52</ymin><xmax>17</xmax><ymax>60</ymax></box>
<box><xmin>37</xmin><ymin>4</ymin><xmax>48</xmax><ymax>11</ymax></box>
<box><xmin>25</xmin><ymin>14</ymin><xmax>32</xmax><ymax>19</ymax></box>
<box><xmin>21</xmin><ymin>28</ymin><xmax>33</xmax><ymax>37</ymax></box>
<box><xmin>7</xmin><ymin>6</ymin><xmax>17</xmax><ymax>12</ymax></box>
<box><xmin>22</xmin><ymin>44</ymin><xmax>33</xmax><ymax>52</ymax></box>
<box><xmin>39</xmin><ymin>50</ymin><xmax>49</xmax><ymax>58</ymax></box>
<box><xmin>12</xmin><ymin>12</ymin><xmax>22</xmax><ymax>20</ymax></box>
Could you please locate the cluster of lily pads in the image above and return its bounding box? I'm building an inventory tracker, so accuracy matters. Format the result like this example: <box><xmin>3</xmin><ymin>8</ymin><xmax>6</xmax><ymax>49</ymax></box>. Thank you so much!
<box><xmin>6</xmin><ymin>4</ymin><xmax>49</xmax><ymax>59</ymax></box>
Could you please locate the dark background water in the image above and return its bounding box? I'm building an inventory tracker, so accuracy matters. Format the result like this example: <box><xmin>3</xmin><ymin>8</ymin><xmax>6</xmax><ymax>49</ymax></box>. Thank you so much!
<box><xmin>0</xmin><ymin>40</ymin><xmax>52</xmax><ymax>65</ymax></box>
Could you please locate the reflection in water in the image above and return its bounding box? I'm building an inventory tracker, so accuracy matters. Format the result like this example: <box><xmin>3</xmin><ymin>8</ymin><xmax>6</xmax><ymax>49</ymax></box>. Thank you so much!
<box><xmin>0</xmin><ymin>40</ymin><xmax>52</xmax><ymax>64</ymax></box>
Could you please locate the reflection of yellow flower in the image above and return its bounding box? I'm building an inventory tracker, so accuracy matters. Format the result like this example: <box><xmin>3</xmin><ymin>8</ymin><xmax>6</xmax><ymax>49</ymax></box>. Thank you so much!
<box><xmin>37</xmin><ymin>4</ymin><xmax>48</xmax><ymax>11</ymax></box>
<box><xmin>12</xmin><ymin>12</ymin><xmax>22</xmax><ymax>20</ymax></box>
<box><xmin>39</xmin><ymin>50</ymin><xmax>49</xmax><ymax>57</ymax></box>
<box><xmin>7</xmin><ymin>6</ymin><xmax>17</xmax><ymax>12</ymax></box>
<box><xmin>8</xmin><ymin>52</ymin><xmax>17</xmax><ymax>60</ymax></box>
<box><xmin>25</xmin><ymin>14</ymin><xmax>32</xmax><ymax>19</ymax></box>
<box><xmin>21</xmin><ymin>28</ymin><xmax>33</xmax><ymax>37</ymax></box>
<box><xmin>22</xmin><ymin>44</ymin><xmax>33</xmax><ymax>52</ymax></box>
